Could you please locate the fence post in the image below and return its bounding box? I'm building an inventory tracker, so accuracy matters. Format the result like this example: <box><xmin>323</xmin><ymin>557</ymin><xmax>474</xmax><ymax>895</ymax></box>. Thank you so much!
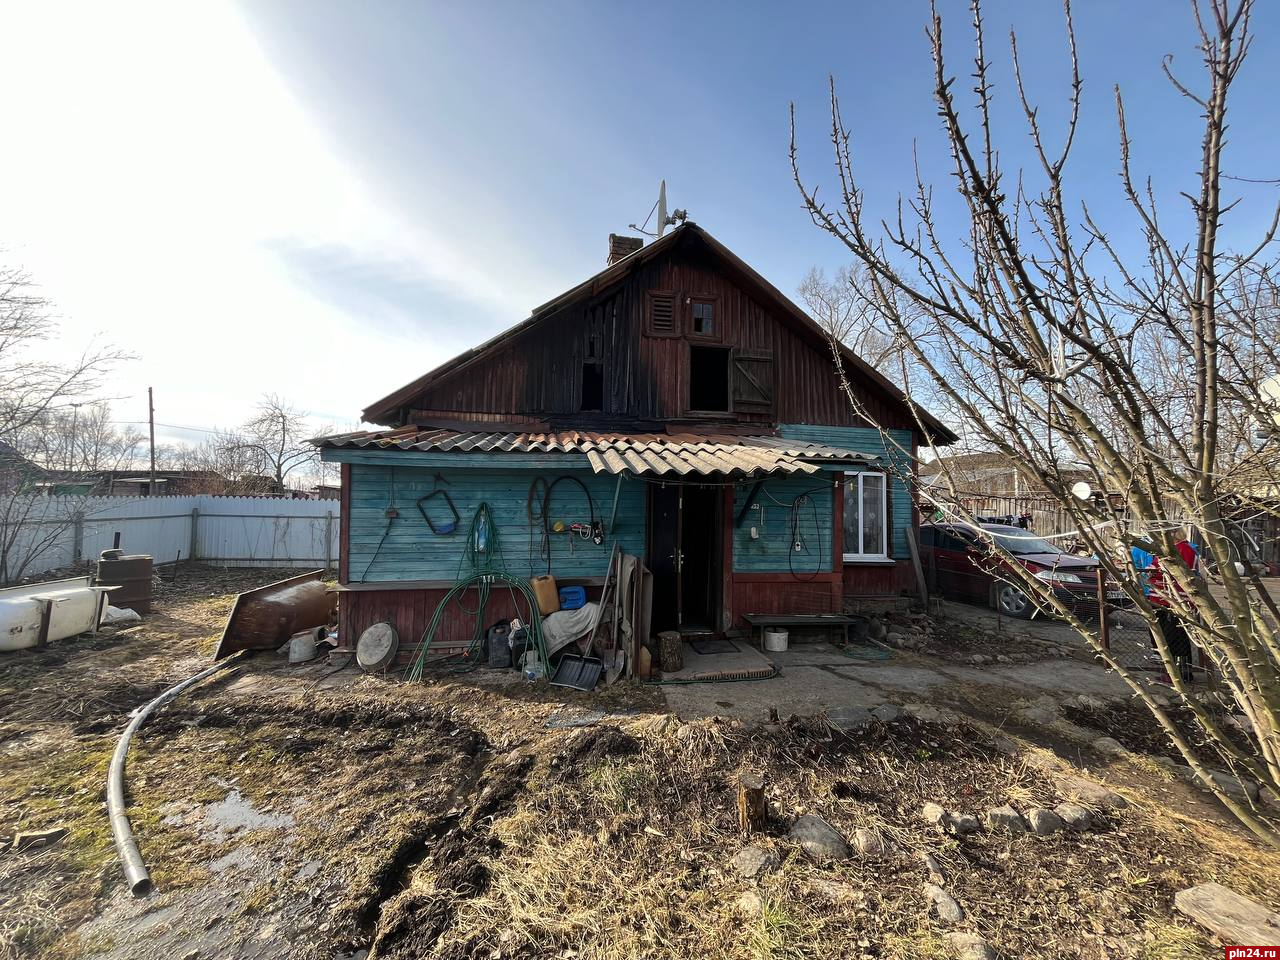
<box><xmin>72</xmin><ymin>516</ymin><xmax>84</xmax><ymax>564</ymax></box>
<box><xmin>189</xmin><ymin>507</ymin><xmax>200</xmax><ymax>563</ymax></box>
<box><xmin>324</xmin><ymin>511</ymin><xmax>334</xmax><ymax>573</ymax></box>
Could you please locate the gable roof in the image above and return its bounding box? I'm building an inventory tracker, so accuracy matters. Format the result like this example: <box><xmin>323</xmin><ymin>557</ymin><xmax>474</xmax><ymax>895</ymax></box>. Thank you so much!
<box><xmin>362</xmin><ymin>222</ymin><xmax>956</xmax><ymax>444</ymax></box>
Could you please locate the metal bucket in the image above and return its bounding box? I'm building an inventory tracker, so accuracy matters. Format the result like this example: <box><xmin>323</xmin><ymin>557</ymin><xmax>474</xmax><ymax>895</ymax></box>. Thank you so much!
<box><xmin>95</xmin><ymin>553</ymin><xmax>154</xmax><ymax>614</ymax></box>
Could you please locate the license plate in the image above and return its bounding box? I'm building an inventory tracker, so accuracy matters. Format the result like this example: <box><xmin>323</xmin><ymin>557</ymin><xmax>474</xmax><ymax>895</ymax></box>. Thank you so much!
<box><xmin>1106</xmin><ymin>590</ymin><xmax>1124</xmax><ymax>600</ymax></box>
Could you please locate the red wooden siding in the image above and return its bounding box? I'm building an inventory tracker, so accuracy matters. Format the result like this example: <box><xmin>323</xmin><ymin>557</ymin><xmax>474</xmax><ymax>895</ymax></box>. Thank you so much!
<box><xmin>402</xmin><ymin>236</ymin><xmax>913</xmax><ymax>432</ymax></box>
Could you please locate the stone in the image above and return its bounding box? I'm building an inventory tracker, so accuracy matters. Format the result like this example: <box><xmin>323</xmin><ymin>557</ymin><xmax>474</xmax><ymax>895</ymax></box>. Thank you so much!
<box><xmin>867</xmin><ymin>618</ymin><xmax>888</xmax><ymax>641</ymax></box>
<box><xmin>1020</xmin><ymin>705</ymin><xmax>1058</xmax><ymax>725</ymax></box>
<box><xmin>923</xmin><ymin>883</ymin><xmax>965</xmax><ymax>923</ymax></box>
<box><xmin>948</xmin><ymin>813</ymin><xmax>981</xmax><ymax>836</ymax></box>
<box><xmin>995</xmin><ymin>655</ymin><xmax>1012</xmax><ymax>664</ymax></box>
<box><xmin>12</xmin><ymin>827</ymin><xmax>68</xmax><ymax>852</ymax></box>
<box><xmin>906</xmin><ymin>703</ymin><xmax>941</xmax><ymax>722</ymax></box>
<box><xmin>788</xmin><ymin>814</ymin><xmax>852</xmax><ymax>861</ymax></box>
<box><xmin>853</xmin><ymin>827</ymin><xmax>891</xmax><ymax>858</ymax></box>
<box><xmin>736</xmin><ymin>890</ymin><xmax>764</xmax><ymax>917</ymax></box>
<box><xmin>919</xmin><ymin>851</ymin><xmax>946</xmax><ymax>885</ymax></box>
<box><xmin>1093</xmin><ymin>736</ymin><xmax>1128</xmax><ymax>757</ymax></box>
<box><xmin>731</xmin><ymin>844</ymin><xmax>779</xmax><ymax>879</ymax></box>
<box><xmin>946</xmin><ymin>932</ymin><xmax>998</xmax><ymax>960</ymax></box>
<box><xmin>872</xmin><ymin>703</ymin><xmax>902</xmax><ymax>723</ymax></box>
<box><xmin>1174</xmin><ymin>882</ymin><xmax>1280</xmax><ymax>946</ymax></box>
<box><xmin>1054</xmin><ymin>773</ymin><xmax>1127</xmax><ymax>809</ymax></box>
<box><xmin>921</xmin><ymin>802</ymin><xmax>950</xmax><ymax>829</ymax></box>
<box><xmin>1025</xmin><ymin>807</ymin><xmax>1065</xmax><ymax>836</ymax></box>
<box><xmin>984</xmin><ymin>805</ymin><xmax>1027</xmax><ymax>834</ymax></box>
<box><xmin>886</xmin><ymin>631</ymin><xmax>906</xmax><ymax>647</ymax></box>
<box><xmin>1068</xmin><ymin>694</ymin><xmax>1106</xmax><ymax>711</ymax></box>
<box><xmin>828</xmin><ymin>707</ymin><xmax>873</xmax><ymax>732</ymax></box>
<box><xmin>1054</xmin><ymin>802</ymin><xmax>1093</xmax><ymax>831</ymax></box>
<box><xmin>1207</xmin><ymin>770</ymin><xmax>1260</xmax><ymax>803</ymax></box>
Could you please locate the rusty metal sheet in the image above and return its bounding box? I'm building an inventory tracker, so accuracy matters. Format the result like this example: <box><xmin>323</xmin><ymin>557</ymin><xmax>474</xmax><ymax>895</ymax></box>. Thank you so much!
<box><xmin>214</xmin><ymin>570</ymin><xmax>335</xmax><ymax>661</ymax></box>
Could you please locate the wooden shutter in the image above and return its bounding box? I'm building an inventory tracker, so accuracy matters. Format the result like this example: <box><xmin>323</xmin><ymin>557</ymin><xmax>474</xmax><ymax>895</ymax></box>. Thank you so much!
<box><xmin>647</xmin><ymin>292</ymin><xmax>676</xmax><ymax>334</ymax></box>
<box><xmin>732</xmin><ymin>352</ymin><xmax>774</xmax><ymax>407</ymax></box>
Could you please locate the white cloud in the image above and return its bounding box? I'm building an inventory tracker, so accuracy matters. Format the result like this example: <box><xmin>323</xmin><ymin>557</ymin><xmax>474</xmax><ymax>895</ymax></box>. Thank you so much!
<box><xmin>0</xmin><ymin>0</ymin><xmax>525</xmax><ymax>437</ymax></box>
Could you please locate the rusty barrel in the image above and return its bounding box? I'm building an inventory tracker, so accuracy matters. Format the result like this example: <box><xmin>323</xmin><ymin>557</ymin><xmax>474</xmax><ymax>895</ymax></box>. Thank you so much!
<box><xmin>95</xmin><ymin>552</ymin><xmax>154</xmax><ymax>614</ymax></box>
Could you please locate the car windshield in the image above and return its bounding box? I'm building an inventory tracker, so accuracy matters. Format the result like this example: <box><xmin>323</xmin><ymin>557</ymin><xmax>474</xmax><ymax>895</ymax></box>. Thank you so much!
<box><xmin>979</xmin><ymin>527</ymin><xmax>1063</xmax><ymax>556</ymax></box>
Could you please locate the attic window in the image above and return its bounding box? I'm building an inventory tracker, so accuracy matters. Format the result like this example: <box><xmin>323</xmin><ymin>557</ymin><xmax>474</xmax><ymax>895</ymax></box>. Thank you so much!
<box><xmin>647</xmin><ymin>291</ymin><xmax>676</xmax><ymax>335</ymax></box>
<box><xmin>690</xmin><ymin>298</ymin><xmax>716</xmax><ymax>336</ymax></box>
<box><xmin>581</xmin><ymin>362</ymin><xmax>603</xmax><ymax>411</ymax></box>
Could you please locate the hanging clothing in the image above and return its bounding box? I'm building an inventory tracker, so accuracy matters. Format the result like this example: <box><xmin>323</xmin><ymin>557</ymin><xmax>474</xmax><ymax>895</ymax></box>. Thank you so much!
<box><xmin>1147</xmin><ymin>540</ymin><xmax>1198</xmax><ymax>609</ymax></box>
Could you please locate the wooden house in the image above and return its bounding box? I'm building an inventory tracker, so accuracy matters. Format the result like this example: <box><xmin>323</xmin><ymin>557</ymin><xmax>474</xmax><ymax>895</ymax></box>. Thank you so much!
<box><xmin>317</xmin><ymin>223</ymin><xmax>954</xmax><ymax>658</ymax></box>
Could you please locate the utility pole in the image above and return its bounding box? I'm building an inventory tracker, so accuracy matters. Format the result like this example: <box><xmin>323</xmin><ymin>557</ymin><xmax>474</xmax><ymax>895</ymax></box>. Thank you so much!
<box><xmin>67</xmin><ymin>402</ymin><xmax>83</xmax><ymax>473</ymax></box>
<box><xmin>148</xmin><ymin>387</ymin><xmax>157</xmax><ymax>497</ymax></box>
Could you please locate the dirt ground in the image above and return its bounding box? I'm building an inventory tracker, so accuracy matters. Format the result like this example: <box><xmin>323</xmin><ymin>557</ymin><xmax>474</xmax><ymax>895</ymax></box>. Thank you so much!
<box><xmin>1</xmin><ymin>566</ymin><xmax>1277</xmax><ymax>960</ymax></box>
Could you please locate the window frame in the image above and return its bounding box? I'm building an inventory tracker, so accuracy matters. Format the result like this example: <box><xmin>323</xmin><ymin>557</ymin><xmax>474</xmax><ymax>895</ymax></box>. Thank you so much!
<box><xmin>842</xmin><ymin>471</ymin><xmax>889</xmax><ymax>563</ymax></box>
<box><xmin>687</xmin><ymin>294</ymin><xmax>720</xmax><ymax>340</ymax></box>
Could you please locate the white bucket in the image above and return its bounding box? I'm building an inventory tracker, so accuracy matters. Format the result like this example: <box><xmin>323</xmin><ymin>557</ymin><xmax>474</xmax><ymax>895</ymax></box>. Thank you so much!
<box><xmin>763</xmin><ymin>627</ymin><xmax>789</xmax><ymax>652</ymax></box>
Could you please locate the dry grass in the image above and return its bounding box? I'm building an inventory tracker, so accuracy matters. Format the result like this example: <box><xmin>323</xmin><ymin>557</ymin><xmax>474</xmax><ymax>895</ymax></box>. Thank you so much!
<box><xmin>2</xmin><ymin>568</ymin><xmax>1277</xmax><ymax>960</ymax></box>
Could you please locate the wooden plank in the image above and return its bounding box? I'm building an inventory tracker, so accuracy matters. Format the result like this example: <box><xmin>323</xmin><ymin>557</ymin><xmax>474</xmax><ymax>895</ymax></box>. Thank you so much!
<box><xmin>1174</xmin><ymin>883</ymin><xmax>1280</xmax><ymax>946</ymax></box>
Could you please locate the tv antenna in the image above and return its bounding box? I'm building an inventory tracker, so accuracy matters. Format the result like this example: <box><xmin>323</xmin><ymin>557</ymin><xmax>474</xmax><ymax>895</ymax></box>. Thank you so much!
<box><xmin>629</xmin><ymin>180</ymin><xmax>688</xmax><ymax>238</ymax></box>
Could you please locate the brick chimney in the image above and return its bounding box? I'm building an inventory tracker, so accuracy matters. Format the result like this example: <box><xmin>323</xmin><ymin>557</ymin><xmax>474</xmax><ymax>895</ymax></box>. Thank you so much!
<box><xmin>607</xmin><ymin>233</ymin><xmax>644</xmax><ymax>266</ymax></box>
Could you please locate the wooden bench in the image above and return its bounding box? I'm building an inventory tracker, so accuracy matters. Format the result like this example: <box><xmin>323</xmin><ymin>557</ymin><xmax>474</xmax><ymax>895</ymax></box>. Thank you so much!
<box><xmin>742</xmin><ymin>613</ymin><xmax>857</xmax><ymax>651</ymax></box>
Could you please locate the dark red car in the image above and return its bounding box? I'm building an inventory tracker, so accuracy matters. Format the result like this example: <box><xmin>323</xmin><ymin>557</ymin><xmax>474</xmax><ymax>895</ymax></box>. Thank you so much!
<box><xmin>920</xmin><ymin>522</ymin><xmax>1122</xmax><ymax>619</ymax></box>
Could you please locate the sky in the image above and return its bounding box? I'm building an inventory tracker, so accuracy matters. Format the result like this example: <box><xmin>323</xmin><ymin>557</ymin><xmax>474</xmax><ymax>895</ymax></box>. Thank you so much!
<box><xmin>1</xmin><ymin>0</ymin><xmax>1276</xmax><ymax>450</ymax></box>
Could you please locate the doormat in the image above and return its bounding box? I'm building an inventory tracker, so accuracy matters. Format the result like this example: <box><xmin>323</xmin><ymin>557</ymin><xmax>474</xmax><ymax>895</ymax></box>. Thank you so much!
<box><xmin>690</xmin><ymin>638</ymin><xmax>737</xmax><ymax>656</ymax></box>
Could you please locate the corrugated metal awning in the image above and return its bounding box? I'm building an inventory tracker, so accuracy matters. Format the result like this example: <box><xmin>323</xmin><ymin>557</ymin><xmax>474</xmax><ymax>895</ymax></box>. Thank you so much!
<box><xmin>316</xmin><ymin>428</ymin><xmax>878</xmax><ymax>478</ymax></box>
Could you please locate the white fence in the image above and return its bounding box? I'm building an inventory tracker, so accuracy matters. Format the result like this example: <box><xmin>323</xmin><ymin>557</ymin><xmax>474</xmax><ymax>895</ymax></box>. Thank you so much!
<box><xmin>1</xmin><ymin>495</ymin><xmax>339</xmax><ymax>583</ymax></box>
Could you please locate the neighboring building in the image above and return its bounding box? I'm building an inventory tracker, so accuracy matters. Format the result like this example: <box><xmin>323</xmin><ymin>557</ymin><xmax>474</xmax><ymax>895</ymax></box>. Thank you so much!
<box><xmin>0</xmin><ymin>440</ymin><xmax>45</xmax><ymax>494</ymax></box>
<box><xmin>317</xmin><ymin>223</ymin><xmax>954</xmax><ymax>657</ymax></box>
<box><xmin>919</xmin><ymin>451</ymin><xmax>1091</xmax><ymax>498</ymax></box>
<box><xmin>308</xmin><ymin>483</ymin><xmax>342</xmax><ymax>501</ymax></box>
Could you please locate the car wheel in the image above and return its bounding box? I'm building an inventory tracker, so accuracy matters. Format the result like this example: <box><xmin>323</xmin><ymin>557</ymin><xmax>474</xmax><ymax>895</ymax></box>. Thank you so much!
<box><xmin>995</xmin><ymin>584</ymin><xmax>1034</xmax><ymax>619</ymax></box>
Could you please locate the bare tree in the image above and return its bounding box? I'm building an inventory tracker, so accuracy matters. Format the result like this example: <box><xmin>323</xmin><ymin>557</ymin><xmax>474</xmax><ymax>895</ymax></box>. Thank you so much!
<box><xmin>0</xmin><ymin>265</ymin><xmax>127</xmax><ymax>582</ymax></box>
<box><xmin>234</xmin><ymin>395</ymin><xmax>329</xmax><ymax>492</ymax></box>
<box><xmin>792</xmin><ymin>0</ymin><xmax>1280</xmax><ymax>844</ymax></box>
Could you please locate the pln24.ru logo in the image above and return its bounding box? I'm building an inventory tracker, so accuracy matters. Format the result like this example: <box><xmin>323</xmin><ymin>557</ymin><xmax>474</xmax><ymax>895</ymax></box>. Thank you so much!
<box><xmin>1227</xmin><ymin>949</ymin><xmax>1279</xmax><ymax>959</ymax></box>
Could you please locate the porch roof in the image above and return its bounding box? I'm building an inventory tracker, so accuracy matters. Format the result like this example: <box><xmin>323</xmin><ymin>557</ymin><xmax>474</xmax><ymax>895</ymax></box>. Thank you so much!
<box><xmin>316</xmin><ymin>427</ymin><xmax>879</xmax><ymax>478</ymax></box>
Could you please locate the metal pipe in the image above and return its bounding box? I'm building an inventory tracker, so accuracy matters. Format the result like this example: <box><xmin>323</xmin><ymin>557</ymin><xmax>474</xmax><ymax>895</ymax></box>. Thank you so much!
<box><xmin>107</xmin><ymin>654</ymin><xmax>244</xmax><ymax>896</ymax></box>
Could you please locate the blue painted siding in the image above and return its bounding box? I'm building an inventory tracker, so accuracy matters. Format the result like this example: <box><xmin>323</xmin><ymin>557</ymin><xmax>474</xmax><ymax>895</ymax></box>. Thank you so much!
<box><xmin>731</xmin><ymin>474</ymin><xmax>836</xmax><ymax>573</ymax></box>
<box><xmin>347</xmin><ymin>462</ymin><xmax>644</xmax><ymax>583</ymax></box>
<box><xmin>780</xmin><ymin>424</ymin><xmax>915</xmax><ymax>559</ymax></box>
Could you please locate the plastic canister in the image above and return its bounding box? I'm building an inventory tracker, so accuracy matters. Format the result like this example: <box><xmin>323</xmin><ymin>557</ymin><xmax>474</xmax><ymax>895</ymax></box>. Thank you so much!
<box><xmin>487</xmin><ymin>621</ymin><xmax>512</xmax><ymax>668</ymax></box>
<box><xmin>558</xmin><ymin>585</ymin><xmax>586</xmax><ymax>610</ymax></box>
<box><xmin>530</xmin><ymin>575</ymin><xmax>560</xmax><ymax>615</ymax></box>
<box><xmin>763</xmin><ymin>627</ymin><xmax>789</xmax><ymax>652</ymax></box>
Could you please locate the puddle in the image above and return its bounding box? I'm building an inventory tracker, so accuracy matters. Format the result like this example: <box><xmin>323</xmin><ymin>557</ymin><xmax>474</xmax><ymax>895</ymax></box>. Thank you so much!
<box><xmin>200</xmin><ymin>788</ymin><xmax>295</xmax><ymax>840</ymax></box>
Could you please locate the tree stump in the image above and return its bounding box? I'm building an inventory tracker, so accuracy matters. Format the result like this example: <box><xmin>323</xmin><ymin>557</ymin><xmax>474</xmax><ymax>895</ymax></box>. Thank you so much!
<box><xmin>737</xmin><ymin>774</ymin><xmax>767</xmax><ymax>834</ymax></box>
<box><xmin>658</xmin><ymin>630</ymin><xmax>683</xmax><ymax>673</ymax></box>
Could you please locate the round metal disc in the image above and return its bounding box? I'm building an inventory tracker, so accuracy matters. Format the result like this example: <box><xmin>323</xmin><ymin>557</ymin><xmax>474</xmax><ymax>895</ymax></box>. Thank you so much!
<box><xmin>356</xmin><ymin>621</ymin><xmax>399</xmax><ymax>671</ymax></box>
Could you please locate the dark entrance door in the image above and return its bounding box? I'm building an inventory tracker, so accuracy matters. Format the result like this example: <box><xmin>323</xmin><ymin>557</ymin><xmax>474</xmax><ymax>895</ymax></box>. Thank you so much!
<box><xmin>647</xmin><ymin>483</ymin><xmax>721</xmax><ymax>634</ymax></box>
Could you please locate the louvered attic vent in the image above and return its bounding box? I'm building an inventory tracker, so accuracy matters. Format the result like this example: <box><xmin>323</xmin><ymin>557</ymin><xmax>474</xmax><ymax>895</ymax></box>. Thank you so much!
<box><xmin>650</xmin><ymin>294</ymin><xmax>674</xmax><ymax>331</ymax></box>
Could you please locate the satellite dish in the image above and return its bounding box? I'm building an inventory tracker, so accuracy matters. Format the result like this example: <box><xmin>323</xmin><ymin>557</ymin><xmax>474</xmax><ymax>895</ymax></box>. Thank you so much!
<box><xmin>629</xmin><ymin>181</ymin><xmax>689</xmax><ymax>238</ymax></box>
<box><xmin>1071</xmin><ymin>481</ymin><xmax>1093</xmax><ymax>501</ymax></box>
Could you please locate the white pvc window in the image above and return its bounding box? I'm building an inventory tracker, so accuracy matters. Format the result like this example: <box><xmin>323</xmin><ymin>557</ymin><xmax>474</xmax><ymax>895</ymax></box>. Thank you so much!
<box><xmin>843</xmin><ymin>472</ymin><xmax>888</xmax><ymax>561</ymax></box>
